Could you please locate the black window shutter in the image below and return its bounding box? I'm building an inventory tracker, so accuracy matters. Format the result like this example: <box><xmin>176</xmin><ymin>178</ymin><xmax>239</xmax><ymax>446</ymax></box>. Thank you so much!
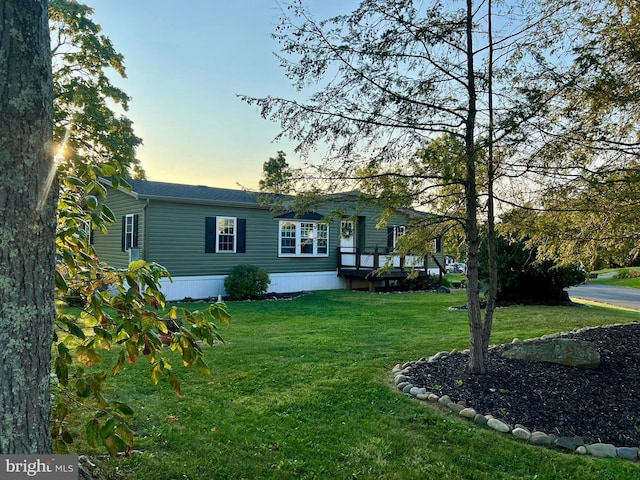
<box><xmin>237</xmin><ymin>218</ymin><xmax>246</xmax><ymax>253</ymax></box>
<box><xmin>121</xmin><ymin>216</ymin><xmax>126</xmax><ymax>251</ymax></box>
<box><xmin>435</xmin><ymin>236</ymin><xmax>442</xmax><ymax>253</ymax></box>
<box><xmin>205</xmin><ymin>217</ymin><xmax>217</xmax><ymax>253</ymax></box>
<box><xmin>387</xmin><ymin>227</ymin><xmax>394</xmax><ymax>251</ymax></box>
<box><xmin>132</xmin><ymin>214</ymin><xmax>139</xmax><ymax>248</ymax></box>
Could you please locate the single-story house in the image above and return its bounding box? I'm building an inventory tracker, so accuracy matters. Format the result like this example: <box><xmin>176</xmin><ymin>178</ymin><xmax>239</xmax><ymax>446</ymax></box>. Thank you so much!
<box><xmin>92</xmin><ymin>179</ymin><xmax>445</xmax><ymax>301</ymax></box>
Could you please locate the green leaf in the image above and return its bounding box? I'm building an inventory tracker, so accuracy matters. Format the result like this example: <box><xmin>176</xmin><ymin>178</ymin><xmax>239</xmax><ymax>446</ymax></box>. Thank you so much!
<box><xmin>85</xmin><ymin>195</ymin><xmax>98</xmax><ymax>209</ymax></box>
<box><xmin>61</xmin><ymin>428</ymin><xmax>74</xmax><ymax>444</ymax></box>
<box><xmin>194</xmin><ymin>357</ymin><xmax>211</xmax><ymax>377</ymax></box>
<box><xmin>75</xmin><ymin>378</ymin><xmax>91</xmax><ymax>398</ymax></box>
<box><xmin>55</xmin><ymin>270</ymin><xmax>69</xmax><ymax>293</ymax></box>
<box><xmin>62</xmin><ymin>248</ymin><xmax>76</xmax><ymax>270</ymax></box>
<box><xmin>101</xmin><ymin>204</ymin><xmax>116</xmax><ymax>223</ymax></box>
<box><xmin>112</xmin><ymin>349</ymin><xmax>126</xmax><ymax>376</ymax></box>
<box><xmin>54</xmin><ymin>355</ymin><xmax>69</xmax><ymax>386</ymax></box>
<box><xmin>126</xmin><ymin>341</ymin><xmax>139</xmax><ymax>363</ymax></box>
<box><xmin>112</xmin><ymin>402</ymin><xmax>135</xmax><ymax>418</ymax></box>
<box><xmin>100</xmin><ymin>164</ymin><xmax>117</xmax><ymax>176</ymax></box>
<box><xmin>86</xmin><ymin>419</ymin><xmax>101</xmax><ymax>448</ymax></box>
<box><xmin>66</xmin><ymin>321</ymin><xmax>86</xmax><ymax>340</ymax></box>
<box><xmin>150</xmin><ymin>363</ymin><xmax>163</xmax><ymax>384</ymax></box>
<box><xmin>103</xmin><ymin>433</ymin><xmax>128</xmax><ymax>457</ymax></box>
<box><xmin>65</xmin><ymin>175</ymin><xmax>86</xmax><ymax>188</ymax></box>
<box><xmin>129</xmin><ymin>259</ymin><xmax>146</xmax><ymax>272</ymax></box>
<box><xmin>167</xmin><ymin>372</ymin><xmax>183</xmax><ymax>398</ymax></box>
<box><xmin>100</xmin><ymin>418</ymin><xmax>116</xmax><ymax>439</ymax></box>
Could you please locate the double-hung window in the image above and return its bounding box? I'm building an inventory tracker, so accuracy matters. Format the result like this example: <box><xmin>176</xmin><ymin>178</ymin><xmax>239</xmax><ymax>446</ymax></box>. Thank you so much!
<box><xmin>392</xmin><ymin>225</ymin><xmax>406</xmax><ymax>249</ymax></box>
<box><xmin>278</xmin><ymin>221</ymin><xmax>329</xmax><ymax>257</ymax></box>
<box><xmin>217</xmin><ymin>217</ymin><xmax>236</xmax><ymax>253</ymax></box>
<box><xmin>122</xmin><ymin>214</ymin><xmax>139</xmax><ymax>251</ymax></box>
<box><xmin>205</xmin><ymin>216</ymin><xmax>246</xmax><ymax>253</ymax></box>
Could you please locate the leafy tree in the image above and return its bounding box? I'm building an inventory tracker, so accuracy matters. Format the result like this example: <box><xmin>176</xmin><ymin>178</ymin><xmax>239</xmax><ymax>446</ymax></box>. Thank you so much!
<box><xmin>502</xmin><ymin>0</ymin><xmax>640</xmax><ymax>269</ymax></box>
<box><xmin>243</xmin><ymin>0</ymin><xmax>565</xmax><ymax>373</ymax></box>
<box><xmin>1</xmin><ymin>1</ymin><xmax>229</xmax><ymax>456</ymax></box>
<box><xmin>53</xmin><ymin>169</ymin><xmax>231</xmax><ymax>455</ymax></box>
<box><xmin>259</xmin><ymin>150</ymin><xmax>293</xmax><ymax>194</ymax></box>
<box><xmin>49</xmin><ymin>0</ymin><xmax>145</xmax><ymax>179</ymax></box>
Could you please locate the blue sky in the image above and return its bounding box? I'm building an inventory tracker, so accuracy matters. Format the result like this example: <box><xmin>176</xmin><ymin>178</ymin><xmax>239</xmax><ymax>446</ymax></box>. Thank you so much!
<box><xmin>91</xmin><ymin>1</ymin><xmax>357</xmax><ymax>189</ymax></box>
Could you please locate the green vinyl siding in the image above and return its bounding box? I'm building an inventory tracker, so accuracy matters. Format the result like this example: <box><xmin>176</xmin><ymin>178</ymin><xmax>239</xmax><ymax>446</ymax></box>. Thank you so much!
<box><xmin>92</xmin><ymin>188</ymin><xmax>146</xmax><ymax>268</ymax></box>
<box><xmin>143</xmin><ymin>201</ymin><xmax>338</xmax><ymax>277</ymax></box>
<box><xmin>93</xmin><ymin>183</ymin><xmax>445</xmax><ymax>278</ymax></box>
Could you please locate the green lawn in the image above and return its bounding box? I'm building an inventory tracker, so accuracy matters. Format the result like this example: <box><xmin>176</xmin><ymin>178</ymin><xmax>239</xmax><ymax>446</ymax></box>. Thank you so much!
<box><xmin>591</xmin><ymin>268</ymin><xmax>640</xmax><ymax>289</ymax></box>
<box><xmin>80</xmin><ymin>290</ymin><xmax>639</xmax><ymax>479</ymax></box>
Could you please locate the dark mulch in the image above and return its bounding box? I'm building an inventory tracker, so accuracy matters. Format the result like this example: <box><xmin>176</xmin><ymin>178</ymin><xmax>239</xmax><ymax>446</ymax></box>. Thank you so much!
<box><xmin>404</xmin><ymin>322</ymin><xmax>640</xmax><ymax>445</ymax></box>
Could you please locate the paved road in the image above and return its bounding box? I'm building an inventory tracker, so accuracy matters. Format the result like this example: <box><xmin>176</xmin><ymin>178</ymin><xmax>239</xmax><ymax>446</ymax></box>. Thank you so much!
<box><xmin>567</xmin><ymin>283</ymin><xmax>640</xmax><ymax>311</ymax></box>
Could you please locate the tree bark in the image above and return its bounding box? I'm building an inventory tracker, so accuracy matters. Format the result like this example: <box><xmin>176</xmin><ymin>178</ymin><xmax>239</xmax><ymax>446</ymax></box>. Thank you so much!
<box><xmin>0</xmin><ymin>0</ymin><xmax>57</xmax><ymax>453</ymax></box>
<box><xmin>464</xmin><ymin>0</ymin><xmax>486</xmax><ymax>375</ymax></box>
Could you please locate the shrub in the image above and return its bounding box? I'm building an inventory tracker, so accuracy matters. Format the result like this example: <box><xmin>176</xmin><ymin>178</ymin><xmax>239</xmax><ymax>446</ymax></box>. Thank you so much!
<box><xmin>479</xmin><ymin>234</ymin><xmax>586</xmax><ymax>305</ymax></box>
<box><xmin>224</xmin><ymin>264</ymin><xmax>271</xmax><ymax>300</ymax></box>
<box><xmin>616</xmin><ymin>268</ymin><xmax>640</xmax><ymax>279</ymax></box>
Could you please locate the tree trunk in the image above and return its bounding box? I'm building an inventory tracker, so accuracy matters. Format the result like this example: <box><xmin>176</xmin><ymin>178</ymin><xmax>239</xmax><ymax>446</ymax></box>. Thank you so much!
<box><xmin>0</xmin><ymin>0</ymin><xmax>57</xmax><ymax>454</ymax></box>
<box><xmin>482</xmin><ymin>0</ymin><xmax>498</xmax><ymax>361</ymax></box>
<box><xmin>464</xmin><ymin>0</ymin><xmax>487</xmax><ymax>375</ymax></box>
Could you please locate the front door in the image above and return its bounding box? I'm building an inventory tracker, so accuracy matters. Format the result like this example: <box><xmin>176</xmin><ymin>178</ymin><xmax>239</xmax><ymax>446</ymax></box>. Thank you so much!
<box><xmin>340</xmin><ymin>220</ymin><xmax>356</xmax><ymax>266</ymax></box>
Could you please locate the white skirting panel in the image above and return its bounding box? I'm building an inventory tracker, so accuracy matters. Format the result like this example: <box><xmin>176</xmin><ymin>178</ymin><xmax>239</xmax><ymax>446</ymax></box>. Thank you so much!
<box><xmin>159</xmin><ymin>271</ymin><xmax>349</xmax><ymax>302</ymax></box>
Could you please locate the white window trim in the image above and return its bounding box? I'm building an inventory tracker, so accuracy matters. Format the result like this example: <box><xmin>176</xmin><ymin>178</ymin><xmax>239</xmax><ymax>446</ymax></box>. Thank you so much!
<box><xmin>393</xmin><ymin>225</ymin><xmax>406</xmax><ymax>249</ymax></box>
<box><xmin>278</xmin><ymin>220</ymin><xmax>329</xmax><ymax>257</ymax></box>
<box><xmin>124</xmin><ymin>213</ymin><xmax>135</xmax><ymax>251</ymax></box>
<box><xmin>216</xmin><ymin>216</ymin><xmax>237</xmax><ymax>253</ymax></box>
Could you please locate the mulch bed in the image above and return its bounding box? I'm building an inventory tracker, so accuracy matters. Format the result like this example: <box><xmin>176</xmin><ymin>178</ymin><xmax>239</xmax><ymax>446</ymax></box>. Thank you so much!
<box><xmin>404</xmin><ymin>322</ymin><xmax>640</xmax><ymax>445</ymax></box>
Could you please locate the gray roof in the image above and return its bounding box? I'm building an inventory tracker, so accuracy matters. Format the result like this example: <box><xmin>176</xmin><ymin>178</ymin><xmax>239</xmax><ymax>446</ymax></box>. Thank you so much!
<box><xmin>125</xmin><ymin>179</ymin><xmax>268</xmax><ymax>206</ymax></box>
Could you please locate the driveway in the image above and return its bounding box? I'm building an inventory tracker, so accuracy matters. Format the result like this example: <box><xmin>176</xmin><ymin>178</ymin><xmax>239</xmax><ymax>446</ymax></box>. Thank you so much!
<box><xmin>567</xmin><ymin>283</ymin><xmax>640</xmax><ymax>311</ymax></box>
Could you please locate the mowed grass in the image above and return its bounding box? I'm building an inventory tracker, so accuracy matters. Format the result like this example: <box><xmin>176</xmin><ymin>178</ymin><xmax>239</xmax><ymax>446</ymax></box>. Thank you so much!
<box><xmin>83</xmin><ymin>290</ymin><xmax>639</xmax><ymax>479</ymax></box>
<box><xmin>591</xmin><ymin>268</ymin><xmax>640</xmax><ymax>289</ymax></box>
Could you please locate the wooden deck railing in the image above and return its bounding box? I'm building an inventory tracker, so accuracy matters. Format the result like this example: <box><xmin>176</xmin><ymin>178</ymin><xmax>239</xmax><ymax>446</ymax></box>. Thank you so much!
<box><xmin>337</xmin><ymin>247</ymin><xmax>444</xmax><ymax>276</ymax></box>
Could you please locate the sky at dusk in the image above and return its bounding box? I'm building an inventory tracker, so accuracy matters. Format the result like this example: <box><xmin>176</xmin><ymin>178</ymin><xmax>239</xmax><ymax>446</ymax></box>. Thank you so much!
<box><xmin>90</xmin><ymin>1</ymin><xmax>358</xmax><ymax>189</ymax></box>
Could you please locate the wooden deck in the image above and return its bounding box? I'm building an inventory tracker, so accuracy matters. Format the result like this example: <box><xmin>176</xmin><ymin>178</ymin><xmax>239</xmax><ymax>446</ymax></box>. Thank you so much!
<box><xmin>337</xmin><ymin>247</ymin><xmax>445</xmax><ymax>292</ymax></box>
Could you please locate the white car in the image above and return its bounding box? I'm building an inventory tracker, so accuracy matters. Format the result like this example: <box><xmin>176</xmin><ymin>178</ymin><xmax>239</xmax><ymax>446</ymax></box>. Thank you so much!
<box><xmin>446</xmin><ymin>262</ymin><xmax>466</xmax><ymax>274</ymax></box>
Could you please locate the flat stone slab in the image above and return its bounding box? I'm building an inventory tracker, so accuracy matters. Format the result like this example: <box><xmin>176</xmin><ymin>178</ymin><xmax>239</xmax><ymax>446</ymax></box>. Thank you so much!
<box><xmin>501</xmin><ymin>338</ymin><xmax>600</xmax><ymax>367</ymax></box>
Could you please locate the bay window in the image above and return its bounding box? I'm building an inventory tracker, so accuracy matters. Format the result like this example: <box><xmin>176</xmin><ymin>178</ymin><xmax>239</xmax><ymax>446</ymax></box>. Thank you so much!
<box><xmin>279</xmin><ymin>221</ymin><xmax>329</xmax><ymax>257</ymax></box>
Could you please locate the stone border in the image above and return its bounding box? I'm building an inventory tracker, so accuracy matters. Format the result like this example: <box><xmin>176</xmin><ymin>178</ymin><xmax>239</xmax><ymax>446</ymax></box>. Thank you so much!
<box><xmin>392</xmin><ymin>322</ymin><xmax>640</xmax><ymax>462</ymax></box>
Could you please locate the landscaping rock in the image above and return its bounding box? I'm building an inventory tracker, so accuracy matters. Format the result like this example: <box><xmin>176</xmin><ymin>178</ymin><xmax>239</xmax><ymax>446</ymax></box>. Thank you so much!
<box><xmin>396</xmin><ymin>381</ymin><xmax>409</xmax><ymax>391</ymax></box>
<box><xmin>554</xmin><ymin>436</ymin><xmax>585</xmax><ymax>451</ymax></box>
<box><xmin>529</xmin><ymin>432</ymin><xmax>552</xmax><ymax>446</ymax></box>
<box><xmin>512</xmin><ymin>427</ymin><xmax>531</xmax><ymax>441</ymax></box>
<box><xmin>437</xmin><ymin>395</ymin><xmax>452</xmax><ymax>405</ymax></box>
<box><xmin>616</xmin><ymin>446</ymin><xmax>639</xmax><ymax>460</ymax></box>
<box><xmin>473</xmin><ymin>414</ymin><xmax>488</xmax><ymax>426</ymax></box>
<box><xmin>447</xmin><ymin>402</ymin><xmax>465</xmax><ymax>413</ymax></box>
<box><xmin>459</xmin><ymin>408</ymin><xmax>476</xmax><ymax>419</ymax></box>
<box><xmin>501</xmin><ymin>338</ymin><xmax>600</xmax><ymax>367</ymax></box>
<box><xmin>487</xmin><ymin>418</ymin><xmax>510</xmax><ymax>433</ymax></box>
<box><xmin>394</xmin><ymin>374</ymin><xmax>409</xmax><ymax>385</ymax></box>
<box><xmin>586</xmin><ymin>443</ymin><xmax>617</xmax><ymax>458</ymax></box>
<box><xmin>402</xmin><ymin>384</ymin><xmax>415</xmax><ymax>394</ymax></box>
<box><xmin>409</xmin><ymin>387</ymin><xmax>426</xmax><ymax>396</ymax></box>
<box><xmin>416</xmin><ymin>393</ymin><xmax>430</xmax><ymax>401</ymax></box>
